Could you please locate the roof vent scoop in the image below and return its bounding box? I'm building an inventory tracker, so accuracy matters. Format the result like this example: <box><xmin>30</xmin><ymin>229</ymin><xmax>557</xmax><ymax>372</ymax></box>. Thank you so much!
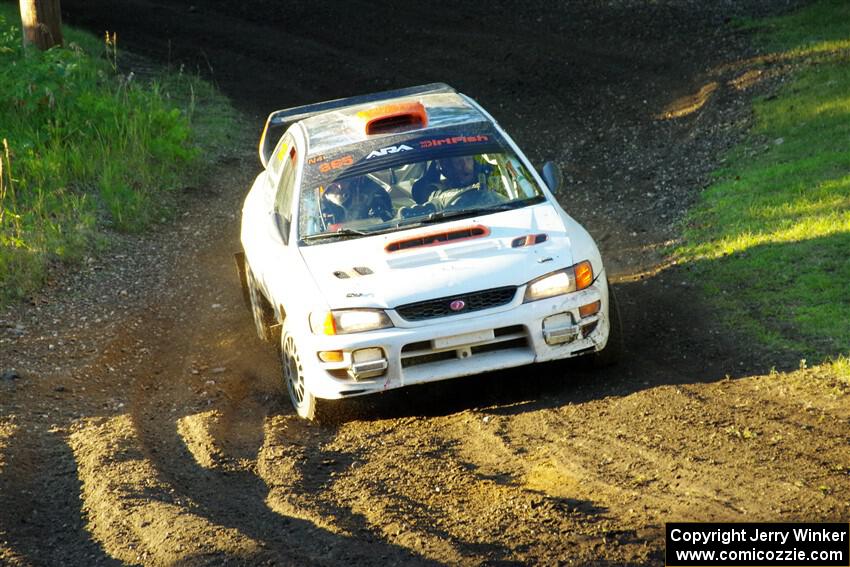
<box><xmin>358</xmin><ymin>102</ymin><xmax>428</xmax><ymax>135</ymax></box>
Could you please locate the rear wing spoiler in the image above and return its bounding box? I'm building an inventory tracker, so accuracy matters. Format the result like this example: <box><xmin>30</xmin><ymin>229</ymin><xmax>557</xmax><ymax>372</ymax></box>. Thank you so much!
<box><xmin>258</xmin><ymin>82</ymin><xmax>456</xmax><ymax>168</ymax></box>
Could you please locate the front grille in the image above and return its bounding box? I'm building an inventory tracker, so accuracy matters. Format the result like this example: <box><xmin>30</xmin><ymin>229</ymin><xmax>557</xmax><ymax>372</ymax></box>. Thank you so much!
<box><xmin>402</xmin><ymin>351</ymin><xmax>456</xmax><ymax>368</ymax></box>
<box><xmin>401</xmin><ymin>336</ymin><xmax>529</xmax><ymax>368</ymax></box>
<box><xmin>471</xmin><ymin>337</ymin><xmax>527</xmax><ymax>354</ymax></box>
<box><xmin>395</xmin><ymin>286</ymin><xmax>517</xmax><ymax>322</ymax></box>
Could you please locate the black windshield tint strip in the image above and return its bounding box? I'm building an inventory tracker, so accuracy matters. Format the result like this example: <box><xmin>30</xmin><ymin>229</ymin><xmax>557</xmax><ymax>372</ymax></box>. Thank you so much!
<box><xmin>336</xmin><ymin>142</ymin><xmax>505</xmax><ymax>181</ymax></box>
<box><xmin>302</xmin><ymin>125</ymin><xmax>506</xmax><ymax>186</ymax></box>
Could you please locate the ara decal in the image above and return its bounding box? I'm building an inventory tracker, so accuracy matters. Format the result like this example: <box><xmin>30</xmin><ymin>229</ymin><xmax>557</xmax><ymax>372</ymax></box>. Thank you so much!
<box><xmin>365</xmin><ymin>144</ymin><xmax>414</xmax><ymax>160</ymax></box>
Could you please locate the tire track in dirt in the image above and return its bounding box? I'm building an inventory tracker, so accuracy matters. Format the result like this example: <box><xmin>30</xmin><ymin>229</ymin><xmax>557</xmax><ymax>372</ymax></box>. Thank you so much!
<box><xmin>69</xmin><ymin>415</ymin><xmax>266</xmax><ymax>566</ymax></box>
<box><xmin>0</xmin><ymin>326</ymin><xmax>140</xmax><ymax>567</ymax></box>
<box><xmin>256</xmin><ymin>416</ymin><xmax>444</xmax><ymax>565</ymax></box>
<box><xmin>0</xmin><ymin>420</ymin><xmax>122</xmax><ymax>566</ymax></box>
<box><xmin>0</xmin><ymin>421</ymin><xmax>29</xmax><ymax>567</ymax></box>
<box><xmin>308</xmin><ymin>413</ymin><xmax>656</xmax><ymax>565</ymax></box>
<box><xmin>450</xmin><ymin>378</ymin><xmax>850</xmax><ymax>524</ymax></box>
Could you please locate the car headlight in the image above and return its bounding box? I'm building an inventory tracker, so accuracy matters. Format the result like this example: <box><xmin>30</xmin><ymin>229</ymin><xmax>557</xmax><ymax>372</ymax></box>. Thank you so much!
<box><xmin>309</xmin><ymin>309</ymin><xmax>393</xmax><ymax>335</ymax></box>
<box><xmin>523</xmin><ymin>260</ymin><xmax>594</xmax><ymax>302</ymax></box>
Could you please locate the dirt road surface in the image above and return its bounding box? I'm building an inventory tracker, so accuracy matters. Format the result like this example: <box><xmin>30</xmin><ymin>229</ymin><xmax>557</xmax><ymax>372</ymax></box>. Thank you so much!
<box><xmin>2</xmin><ymin>1</ymin><xmax>848</xmax><ymax>565</ymax></box>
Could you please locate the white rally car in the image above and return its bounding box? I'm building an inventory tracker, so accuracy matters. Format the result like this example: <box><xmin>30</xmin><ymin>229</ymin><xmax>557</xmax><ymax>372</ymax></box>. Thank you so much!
<box><xmin>238</xmin><ymin>83</ymin><xmax>622</xmax><ymax>419</ymax></box>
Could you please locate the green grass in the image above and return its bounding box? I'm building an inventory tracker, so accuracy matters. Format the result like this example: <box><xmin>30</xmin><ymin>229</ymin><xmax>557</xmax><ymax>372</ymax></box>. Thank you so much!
<box><xmin>739</xmin><ymin>0</ymin><xmax>850</xmax><ymax>55</ymax></box>
<box><xmin>0</xmin><ymin>3</ymin><xmax>241</xmax><ymax>301</ymax></box>
<box><xmin>676</xmin><ymin>0</ymin><xmax>850</xmax><ymax>359</ymax></box>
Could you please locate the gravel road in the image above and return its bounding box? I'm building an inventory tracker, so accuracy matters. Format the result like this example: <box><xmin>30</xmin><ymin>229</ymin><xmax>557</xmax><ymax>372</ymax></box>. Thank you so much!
<box><xmin>2</xmin><ymin>1</ymin><xmax>848</xmax><ymax>565</ymax></box>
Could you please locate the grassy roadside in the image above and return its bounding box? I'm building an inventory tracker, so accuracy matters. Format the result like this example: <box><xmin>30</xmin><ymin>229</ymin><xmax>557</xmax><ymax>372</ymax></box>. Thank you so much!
<box><xmin>0</xmin><ymin>3</ymin><xmax>242</xmax><ymax>302</ymax></box>
<box><xmin>675</xmin><ymin>0</ymin><xmax>849</xmax><ymax>370</ymax></box>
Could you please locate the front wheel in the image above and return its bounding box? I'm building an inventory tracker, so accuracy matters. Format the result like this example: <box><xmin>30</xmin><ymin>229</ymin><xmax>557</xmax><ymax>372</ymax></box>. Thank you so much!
<box><xmin>281</xmin><ymin>334</ymin><xmax>323</xmax><ymax>420</ymax></box>
<box><xmin>593</xmin><ymin>282</ymin><xmax>624</xmax><ymax>367</ymax></box>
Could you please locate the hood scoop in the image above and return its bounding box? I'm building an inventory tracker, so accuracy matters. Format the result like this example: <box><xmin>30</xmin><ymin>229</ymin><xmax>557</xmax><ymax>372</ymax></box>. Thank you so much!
<box><xmin>385</xmin><ymin>224</ymin><xmax>489</xmax><ymax>253</ymax></box>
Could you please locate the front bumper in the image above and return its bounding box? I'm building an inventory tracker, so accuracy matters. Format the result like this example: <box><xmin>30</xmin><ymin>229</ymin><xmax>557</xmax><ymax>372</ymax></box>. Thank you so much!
<box><xmin>298</xmin><ymin>273</ymin><xmax>611</xmax><ymax>399</ymax></box>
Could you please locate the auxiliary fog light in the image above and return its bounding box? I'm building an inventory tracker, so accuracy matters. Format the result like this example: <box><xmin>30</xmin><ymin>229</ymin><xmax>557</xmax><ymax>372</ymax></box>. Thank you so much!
<box><xmin>348</xmin><ymin>347</ymin><xmax>388</xmax><ymax>380</ymax></box>
<box><xmin>542</xmin><ymin>313</ymin><xmax>578</xmax><ymax>346</ymax></box>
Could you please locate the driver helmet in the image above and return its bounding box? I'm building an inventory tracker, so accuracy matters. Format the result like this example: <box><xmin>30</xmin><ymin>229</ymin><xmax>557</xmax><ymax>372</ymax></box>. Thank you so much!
<box><xmin>321</xmin><ymin>176</ymin><xmax>387</xmax><ymax>221</ymax></box>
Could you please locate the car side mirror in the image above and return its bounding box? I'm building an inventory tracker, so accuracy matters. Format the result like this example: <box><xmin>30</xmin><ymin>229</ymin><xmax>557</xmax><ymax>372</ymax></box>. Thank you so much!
<box><xmin>541</xmin><ymin>161</ymin><xmax>561</xmax><ymax>193</ymax></box>
<box><xmin>273</xmin><ymin>211</ymin><xmax>290</xmax><ymax>245</ymax></box>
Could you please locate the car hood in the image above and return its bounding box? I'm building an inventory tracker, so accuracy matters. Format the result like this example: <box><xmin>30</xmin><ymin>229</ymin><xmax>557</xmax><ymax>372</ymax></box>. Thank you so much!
<box><xmin>298</xmin><ymin>204</ymin><xmax>575</xmax><ymax>310</ymax></box>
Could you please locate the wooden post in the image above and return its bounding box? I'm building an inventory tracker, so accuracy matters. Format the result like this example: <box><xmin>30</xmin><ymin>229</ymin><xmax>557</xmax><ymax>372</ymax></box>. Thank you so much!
<box><xmin>19</xmin><ymin>0</ymin><xmax>64</xmax><ymax>50</ymax></box>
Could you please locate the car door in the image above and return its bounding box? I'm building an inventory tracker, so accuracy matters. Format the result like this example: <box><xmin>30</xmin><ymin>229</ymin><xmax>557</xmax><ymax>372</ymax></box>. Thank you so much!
<box><xmin>256</xmin><ymin>133</ymin><xmax>304</xmax><ymax>307</ymax></box>
<box><xmin>244</xmin><ymin>133</ymin><xmax>297</xmax><ymax>295</ymax></box>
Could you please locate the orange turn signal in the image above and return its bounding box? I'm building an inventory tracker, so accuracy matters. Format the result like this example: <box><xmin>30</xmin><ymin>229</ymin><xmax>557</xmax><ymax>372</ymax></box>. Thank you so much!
<box><xmin>322</xmin><ymin>312</ymin><xmax>336</xmax><ymax>335</ymax></box>
<box><xmin>318</xmin><ymin>350</ymin><xmax>344</xmax><ymax>362</ymax></box>
<box><xmin>579</xmin><ymin>300</ymin><xmax>601</xmax><ymax>319</ymax></box>
<box><xmin>310</xmin><ymin>311</ymin><xmax>337</xmax><ymax>335</ymax></box>
<box><xmin>574</xmin><ymin>261</ymin><xmax>594</xmax><ymax>291</ymax></box>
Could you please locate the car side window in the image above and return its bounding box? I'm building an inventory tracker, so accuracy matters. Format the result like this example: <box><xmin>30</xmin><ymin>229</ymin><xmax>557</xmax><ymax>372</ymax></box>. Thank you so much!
<box><xmin>268</xmin><ymin>141</ymin><xmax>287</xmax><ymax>180</ymax></box>
<box><xmin>275</xmin><ymin>138</ymin><xmax>298</xmax><ymax>222</ymax></box>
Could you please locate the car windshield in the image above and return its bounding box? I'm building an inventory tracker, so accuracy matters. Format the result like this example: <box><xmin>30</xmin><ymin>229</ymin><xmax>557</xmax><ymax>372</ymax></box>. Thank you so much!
<box><xmin>298</xmin><ymin>150</ymin><xmax>546</xmax><ymax>243</ymax></box>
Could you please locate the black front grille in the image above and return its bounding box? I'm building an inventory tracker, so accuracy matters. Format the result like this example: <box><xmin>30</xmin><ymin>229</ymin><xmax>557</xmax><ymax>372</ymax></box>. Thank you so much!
<box><xmin>395</xmin><ymin>286</ymin><xmax>517</xmax><ymax>322</ymax></box>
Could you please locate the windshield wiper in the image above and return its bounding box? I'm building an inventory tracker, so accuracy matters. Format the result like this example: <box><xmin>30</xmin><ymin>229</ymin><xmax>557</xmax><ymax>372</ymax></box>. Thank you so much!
<box><xmin>397</xmin><ymin>196</ymin><xmax>546</xmax><ymax>227</ymax></box>
<box><xmin>301</xmin><ymin>227</ymin><xmax>370</xmax><ymax>243</ymax></box>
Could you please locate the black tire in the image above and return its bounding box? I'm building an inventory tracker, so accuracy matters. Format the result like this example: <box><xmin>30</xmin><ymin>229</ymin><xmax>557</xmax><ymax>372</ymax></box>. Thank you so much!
<box><xmin>281</xmin><ymin>333</ymin><xmax>327</xmax><ymax>420</ymax></box>
<box><xmin>247</xmin><ymin>265</ymin><xmax>276</xmax><ymax>342</ymax></box>
<box><xmin>234</xmin><ymin>252</ymin><xmax>252</xmax><ymax>310</ymax></box>
<box><xmin>593</xmin><ymin>282</ymin><xmax>624</xmax><ymax>368</ymax></box>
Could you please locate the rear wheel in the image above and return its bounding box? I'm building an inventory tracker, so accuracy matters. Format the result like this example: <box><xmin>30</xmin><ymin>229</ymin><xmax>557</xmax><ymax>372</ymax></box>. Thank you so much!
<box><xmin>247</xmin><ymin>266</ymin><xmax>276</xmax><ymax>342</ymax></box>
<box><xmin>281</xmin><ymin>334</ymin><xmax>323</xmax><ymax>420</ymax></box>
<box><xmin>593</xmin><ymin>282</ymin><xmax>624</xmax><ymax>367</ymax></box>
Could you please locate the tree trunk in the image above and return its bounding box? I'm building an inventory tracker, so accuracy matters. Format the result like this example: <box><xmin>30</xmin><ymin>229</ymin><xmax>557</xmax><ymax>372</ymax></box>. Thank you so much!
<box><xmin>19</xmin><ymin>0</ymin><xmax>64</xmax><ymax>50</ymax></box>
